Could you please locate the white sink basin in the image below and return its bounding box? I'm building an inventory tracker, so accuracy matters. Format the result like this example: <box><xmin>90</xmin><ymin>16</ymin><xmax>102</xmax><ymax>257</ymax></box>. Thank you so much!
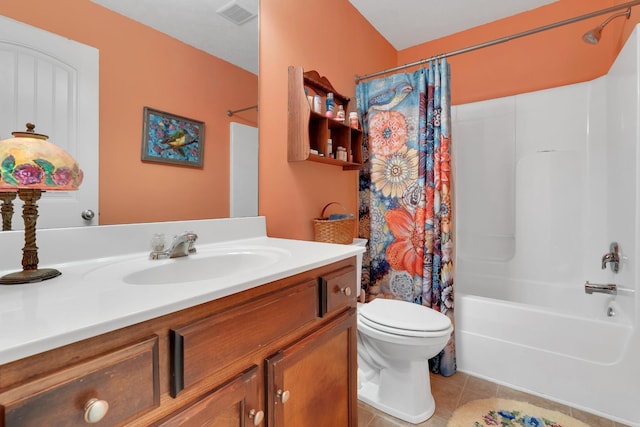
<box><xmin>83</xmin><ymin>246</ymin><xmax>289</xmax><ymax>285</ymax></box>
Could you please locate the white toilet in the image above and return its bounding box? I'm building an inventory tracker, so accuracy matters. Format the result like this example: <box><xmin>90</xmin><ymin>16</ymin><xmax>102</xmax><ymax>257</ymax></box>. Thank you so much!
<box><xmin>357</xmin><ymin>298</ymin><xmax>453</xmax><ymax>424</ymax></box>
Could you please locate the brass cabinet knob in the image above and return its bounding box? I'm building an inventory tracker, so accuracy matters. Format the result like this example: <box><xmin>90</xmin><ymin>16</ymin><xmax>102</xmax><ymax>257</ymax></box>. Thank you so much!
<box><xmin>248</xmin><ymin>408</ymin><xmax>264</xmax><ymax>425</ymax></box>
<box><xmin>276</xmin><ymin>389</ymin><xmax>290</xmax><ymax>403</ymax></box>
<box><xmin>83</xmin><ymin>398</ymin><xmax>109</xmax><ymax>423</ymax></box>
<box><xmin>340</xmin><ymin>286</ymin><xmax>352</xmax><ymax>296</ymax></box>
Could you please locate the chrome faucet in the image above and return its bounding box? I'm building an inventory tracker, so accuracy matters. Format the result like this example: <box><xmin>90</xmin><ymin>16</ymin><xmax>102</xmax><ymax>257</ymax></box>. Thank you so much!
<box><xmin>150</xmin><ymin>231</ymin><xmax>198</xmax><ymax>259</ymax></box>
<box><xmin>584</xmin><ymin>281</ymin><xmax>617</xmax><ymax>295</ymax></box>
<box><xmin>601</xmin><ymin>242</ymin><xmax>620</xmax><ymax>273</ymax></box>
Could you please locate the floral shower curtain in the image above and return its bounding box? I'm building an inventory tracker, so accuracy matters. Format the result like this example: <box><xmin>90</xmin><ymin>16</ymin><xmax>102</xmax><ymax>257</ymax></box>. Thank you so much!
<box><xmin>356</xmin><ymin>60</ymin><xmax>455</xmax><ymax>376</ymax></box>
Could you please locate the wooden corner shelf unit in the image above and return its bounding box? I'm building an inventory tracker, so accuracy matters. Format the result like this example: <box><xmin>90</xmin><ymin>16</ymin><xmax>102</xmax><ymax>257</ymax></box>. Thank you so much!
<box><xmin>287</xmin><ymin>66</ymin><xmax>362</xmax><ymax>170</ymax></box>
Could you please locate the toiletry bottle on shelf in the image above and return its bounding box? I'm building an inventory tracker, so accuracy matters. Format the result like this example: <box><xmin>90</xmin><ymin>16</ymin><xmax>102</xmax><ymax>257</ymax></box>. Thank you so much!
<box><xmin>349</xmin><ymin>112</ymin><xmax>359</xmax><ymax>129</ymax></box>
<box><xmin>336</xmin><ymin>105</ymin><xmax>345</xmax><ymax>123</ymax></box>
<box><xmin>326</xmin><ymin>138</ymin><xmax>333</xmax><ymax>157</ymax></box>
<box><xmin>325</xmin><ymin>93</ymin><xmax>335</xmax><ymax>118</ymax></box>
<box><xmin>313</xmin><ymin>95</ymin><xmax>322</xmax><ymax>114</ymax></box>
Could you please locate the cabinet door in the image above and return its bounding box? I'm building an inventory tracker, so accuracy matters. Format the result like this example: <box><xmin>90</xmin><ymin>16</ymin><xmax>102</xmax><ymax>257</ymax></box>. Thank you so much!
<box><xmin>265</xmin><ymin>308</ymin><xmax>357</xmax><ymax>427</ymax></box>
<box><xmin>154</xmin><ymin>365</ymin><xmax>263</xmax><ymax>427</ymax></box>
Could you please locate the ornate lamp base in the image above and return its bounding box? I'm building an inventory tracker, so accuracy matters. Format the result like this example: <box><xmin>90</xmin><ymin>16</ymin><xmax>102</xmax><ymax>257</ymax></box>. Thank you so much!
<box><xmin>0</xmin><ymin>268</ymin><xmax>61</xmax><ymax>285</ymax></box>
<box><xmin>0</xmin><ymin>189</ymin><xmax>61</xmax><ymax>285</ymax></box>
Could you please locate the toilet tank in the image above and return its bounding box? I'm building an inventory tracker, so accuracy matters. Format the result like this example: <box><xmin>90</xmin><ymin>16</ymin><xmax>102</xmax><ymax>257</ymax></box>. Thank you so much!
<box><xmin>352</xmin><ymin>238</ymin><xmax>367</xmax><ymax>291</ymax></box>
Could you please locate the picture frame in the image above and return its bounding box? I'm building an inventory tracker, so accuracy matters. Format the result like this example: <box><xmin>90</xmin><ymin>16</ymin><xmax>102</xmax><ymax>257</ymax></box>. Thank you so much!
<box><xmin>141</xmin><ymin>107</ymin><xmax>205</xmax><ymax>167</ymax></box>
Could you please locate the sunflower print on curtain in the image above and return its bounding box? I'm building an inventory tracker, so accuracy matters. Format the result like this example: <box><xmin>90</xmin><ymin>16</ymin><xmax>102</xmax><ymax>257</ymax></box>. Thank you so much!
<box><xmin>356</xmin><ymin>61</ymin><xmax>455</xmax><ymax>376</ymax></box>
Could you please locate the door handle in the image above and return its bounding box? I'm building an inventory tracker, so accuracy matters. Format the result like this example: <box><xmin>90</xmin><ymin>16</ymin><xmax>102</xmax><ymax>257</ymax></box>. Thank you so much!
<box><xmin>81</xmin><ymin>209</ymin><xmax>95</xmax><ymax>221</ymax></box>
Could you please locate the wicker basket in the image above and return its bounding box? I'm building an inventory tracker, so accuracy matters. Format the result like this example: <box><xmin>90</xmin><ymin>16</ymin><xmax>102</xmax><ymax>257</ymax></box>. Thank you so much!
<box><xmin>313</xmin><ymin>202</ymin><xmax>355</xmax><ymax>244</ymax></box>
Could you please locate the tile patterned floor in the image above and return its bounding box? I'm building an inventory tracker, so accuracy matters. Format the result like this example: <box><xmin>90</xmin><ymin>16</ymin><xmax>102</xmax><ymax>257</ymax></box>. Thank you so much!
<box><xmin>357</xmin><ymin>371</ymin><xmax>631</xmax><ymax>427</ymax></box>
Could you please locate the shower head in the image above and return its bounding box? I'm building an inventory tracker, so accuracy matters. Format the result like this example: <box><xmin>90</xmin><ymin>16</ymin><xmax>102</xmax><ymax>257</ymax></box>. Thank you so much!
<box><xmin>582</xmin><ymin>8</ymin><xmax>631</xmax><ymax>44</ymax></box>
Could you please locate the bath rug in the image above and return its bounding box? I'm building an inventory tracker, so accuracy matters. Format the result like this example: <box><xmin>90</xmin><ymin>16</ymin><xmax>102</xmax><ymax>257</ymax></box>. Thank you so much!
<box><xmin>446</xmin><ymin>398</ymin><xmax>590</xmax><ymax>427</ymax></box>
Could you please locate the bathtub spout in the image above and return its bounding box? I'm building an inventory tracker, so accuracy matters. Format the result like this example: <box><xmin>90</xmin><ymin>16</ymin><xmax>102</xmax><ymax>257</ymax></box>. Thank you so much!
<box><xmin>584</xmin><ymin>281</ymin><xmax>617</xmax><ymax>295</ymax></box>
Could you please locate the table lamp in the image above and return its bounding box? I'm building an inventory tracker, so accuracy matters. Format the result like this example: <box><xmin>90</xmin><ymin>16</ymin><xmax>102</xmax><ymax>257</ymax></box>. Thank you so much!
<box><xmin>0</xmin><ymin>123</ymin><xmax>83</xmax><ymax>284</ymax></box>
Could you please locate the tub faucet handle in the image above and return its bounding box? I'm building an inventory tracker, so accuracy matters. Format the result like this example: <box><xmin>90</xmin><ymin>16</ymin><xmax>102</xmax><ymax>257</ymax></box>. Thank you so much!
<box><xmin>601</xmin><ymin>242</ymin><xmax>620</xmax><ymax>273</ymax></box>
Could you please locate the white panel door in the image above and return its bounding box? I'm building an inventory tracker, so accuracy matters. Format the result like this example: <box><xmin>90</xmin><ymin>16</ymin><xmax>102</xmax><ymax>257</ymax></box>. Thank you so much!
<box><xmin>0</xmin><ymin>16</ymin><xmax>99</xmax><ymax>228</ymax></box>
<box><xmin>230</xmin><ymin>123</ymin><xmax>258</xmax><ymax>217</ymax></box>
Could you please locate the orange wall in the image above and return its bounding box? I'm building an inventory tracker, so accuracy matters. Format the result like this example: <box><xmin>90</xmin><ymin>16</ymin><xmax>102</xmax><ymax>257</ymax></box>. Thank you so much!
<box><xmin>398</xmin><ymin>0</ymin><xmax>636</xmax><ymax>105</ymax></box>
<box><xmin>4</xmin><ymin>0</ymin><xmax>637</xmax><ymax>238</ymax></box>
<box><xmin>0</xmin><ymin>0</ymin><xmax>258</xmax><ymax>225</ymax></box>
<box><xmin>259</xmin><ymin>0</ymin><xmax>397</xmax><ymax>240</ymax></box>
<box><xmin>259</xmin><ymin>0</ymin><xmax>640</xmax><ymax>240</ymax></box>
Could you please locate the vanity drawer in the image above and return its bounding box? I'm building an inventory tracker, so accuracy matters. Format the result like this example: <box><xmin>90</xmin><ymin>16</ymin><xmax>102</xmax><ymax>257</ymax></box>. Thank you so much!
<box><xmin>0</xmin><ymin>336</ymin><xmax>160</xmax><ymax>426</ymax></box>
<box><xmin>171</xmin><ymin>280</ymin><xmax>318</xmax><ymax>396</ymax></box>
<box><xmin>319</xmin><ymin>266</ymin><xmax>356</xmax><ymax>317</ymax></box>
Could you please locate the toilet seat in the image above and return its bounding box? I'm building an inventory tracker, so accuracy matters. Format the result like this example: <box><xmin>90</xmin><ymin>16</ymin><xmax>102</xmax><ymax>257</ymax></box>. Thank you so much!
<box><xmin>359</xmin><ymin>298</ymin><xmax>451</xmax><ymax>338</ymax></box>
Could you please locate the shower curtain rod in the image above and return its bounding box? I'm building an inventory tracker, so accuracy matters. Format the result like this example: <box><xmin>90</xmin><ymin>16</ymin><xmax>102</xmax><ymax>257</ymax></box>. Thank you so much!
<box><xmin>226</xmin><ymin>104</ymin><xmax>258</xmax><ymax>116</ymax></box>
<box><xmin>354</xmin><ymin>0</ymin><xmax>640</xmax><ymax>83</ymax></box>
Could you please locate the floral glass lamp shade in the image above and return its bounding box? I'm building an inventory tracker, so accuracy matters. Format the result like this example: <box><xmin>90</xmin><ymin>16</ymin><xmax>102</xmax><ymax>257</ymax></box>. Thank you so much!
<box><xmin>0</xmin><ymin>123</ymin><xmax>83</xmax><ymax>285</ymax></box>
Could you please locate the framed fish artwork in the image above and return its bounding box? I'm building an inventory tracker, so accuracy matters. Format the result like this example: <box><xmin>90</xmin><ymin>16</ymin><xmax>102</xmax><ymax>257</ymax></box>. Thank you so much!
<box><xmin>141</xmin><ymin>107</ymin><xmax>205</xmax><ymax>167</ymax></box>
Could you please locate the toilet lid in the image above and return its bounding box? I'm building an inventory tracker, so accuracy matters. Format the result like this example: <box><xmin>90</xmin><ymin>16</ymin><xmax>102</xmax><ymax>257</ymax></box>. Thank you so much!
<box><xmin>359</xmin><ymin>298</ymin><xmax>451</xmax><ymax>334</ymax></box>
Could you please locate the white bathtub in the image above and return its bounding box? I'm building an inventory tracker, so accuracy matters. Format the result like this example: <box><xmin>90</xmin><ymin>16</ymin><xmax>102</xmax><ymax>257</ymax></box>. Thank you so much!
<box><xmin>450</xmin><ymin>24</ymin><xmax>640</xmax><ymax>426</ymax></box>
<box><xmin>455</xmin><ymin>274</ymin><xmax>639</xmax><ymax>425</ymax></box>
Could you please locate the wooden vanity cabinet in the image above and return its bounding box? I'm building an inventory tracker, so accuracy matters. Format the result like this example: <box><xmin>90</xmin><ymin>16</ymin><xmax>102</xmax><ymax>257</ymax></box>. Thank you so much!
<box><xmin>264</xmin><ymin>266</ymin><xmax>357</xmax><ymax>427</ymax></box>
<box><xmin>266</xmin><ymin>309</ymin><xmax>356</xmax><ymax>427</ymax></box>
<box><xmin>0</xmin><ymin>257</ymin><xmax>358</xmax><ymax>427</ymax></box>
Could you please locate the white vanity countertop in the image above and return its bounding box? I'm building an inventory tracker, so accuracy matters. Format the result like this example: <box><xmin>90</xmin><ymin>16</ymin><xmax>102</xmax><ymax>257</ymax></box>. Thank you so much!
<box><xmin>0</xmin><ymin>217</ymin><xmax>364</xmax><ymax>365</ymax></box>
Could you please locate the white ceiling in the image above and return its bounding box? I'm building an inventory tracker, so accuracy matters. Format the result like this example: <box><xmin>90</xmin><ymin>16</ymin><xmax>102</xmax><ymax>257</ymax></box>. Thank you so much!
<box><xmin>89</xmin><ymin>0</ymin><xmax>559</xmax><ymax>75</ymax></box>
<box><xmin>90</xmin><ymin>0</ymin><xmax>259</xmax><ymax>74</ymax></box>
<box><xmin>349</xmin><ymin>0</ymin><xmax>559</xmax><ymax>50</ymax></box>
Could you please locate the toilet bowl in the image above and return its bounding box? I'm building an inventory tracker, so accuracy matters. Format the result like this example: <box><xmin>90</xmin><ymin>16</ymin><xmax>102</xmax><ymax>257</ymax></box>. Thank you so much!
<box><xmin>357</xmin><ymin>298</ymin><xmax>453</xmax><ymax>424</ymax></box>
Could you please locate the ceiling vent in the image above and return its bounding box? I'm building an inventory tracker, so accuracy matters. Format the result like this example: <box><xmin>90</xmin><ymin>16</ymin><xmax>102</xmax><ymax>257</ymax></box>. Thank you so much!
<box><xmin>216</xmin><ymin>0</ymin><xmax>258</xmax><ymax>26</ymax></box>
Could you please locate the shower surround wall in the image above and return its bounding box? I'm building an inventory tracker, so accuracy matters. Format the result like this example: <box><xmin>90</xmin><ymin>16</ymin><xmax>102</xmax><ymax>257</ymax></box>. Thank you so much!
<box><xmin>452</xmin><ymin>25</ymin><xmax>640</xmax><ymax>425</ymax></box>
